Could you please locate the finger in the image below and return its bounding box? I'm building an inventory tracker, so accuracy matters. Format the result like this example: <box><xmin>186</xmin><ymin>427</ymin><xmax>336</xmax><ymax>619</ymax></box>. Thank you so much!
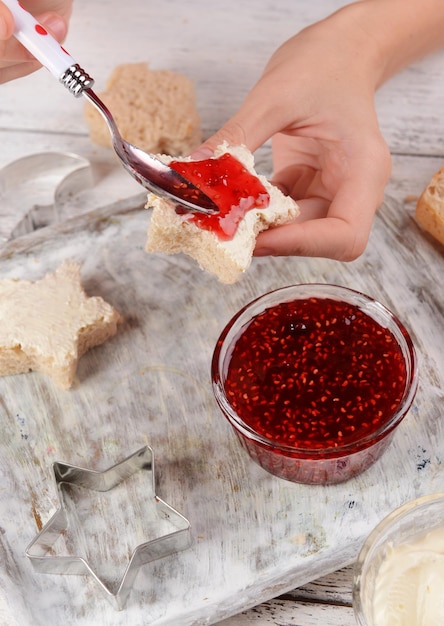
<box><xmin>0</xmin><ymin>59</ymin><xmax>41</xmax><ymax>82</ymax></box>
<box><xmin>0</xmin><ymin>3</ymin><xmax>14</xmax><ymax>40</ymax></box>
<box><xmin>15</xmin><ymin>1</ymin><xmax>72</xmax><ymax>20</ymax></box>
<box><xmin>271</xmin><ymin>163</ymin><xmax>320</xmax><ymax>199</ymax></box>
<box><xmin>191</xmin><ymin>80</ymin><xmax>286</xmax><ymax>158</ymax></box>
<box><xmin>0</xmin><ymin>4</ymin><xmax>67</xmax><ymax>43</ymax></box>
<box><xmin>292</xmin><ymin>197</ymin><xmax>330</xmax><ymax>221</ymax></box>
<box><xmin>254</xmin><ymin>215</ymin><xmax>365</xmax><ymax>261</ymax></box>
<box><xmin>38</xmin><ymin>12</ymin><xmax>68</xmax><ymax>41</ymax></box>
<box><xmin>0</xmin><ymin>11</ymin><xmax>67</xmax><ymax>74</ymax></box>
<box><xmin>254</xmin><ymin>175</ymin><xmax>386</xmax><ymax>261</ymax></box>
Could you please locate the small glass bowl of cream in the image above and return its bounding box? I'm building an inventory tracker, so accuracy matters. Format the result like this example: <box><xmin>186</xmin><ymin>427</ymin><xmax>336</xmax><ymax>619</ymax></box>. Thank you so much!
<box><xmin>353</xmin><ymin>491</ymin><xmax>444</xmax><ymax>626</ymax></box>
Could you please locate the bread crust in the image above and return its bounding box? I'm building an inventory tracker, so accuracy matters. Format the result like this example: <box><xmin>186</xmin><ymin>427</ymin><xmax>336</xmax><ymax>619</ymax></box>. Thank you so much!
<box><xmin>415</xmin><ymin>167</ymin><xmax>444</xmax><ymax>246</ymax></box>
<box><xmin>145</xmin><ymin>143</ymin><xmax>300</xmax><ymax>283</ymax></box>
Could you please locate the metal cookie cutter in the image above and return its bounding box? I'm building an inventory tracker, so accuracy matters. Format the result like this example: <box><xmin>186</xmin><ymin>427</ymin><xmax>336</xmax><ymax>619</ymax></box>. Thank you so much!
<box><xmin>25</xmin><ymin>446</ymin><xmax>191</xmax><ymax>610</ymax></box>
<box><xmin>0</xmin><ymin>152</ymin><xmax>93</xmax><ymax>241</ymax></box>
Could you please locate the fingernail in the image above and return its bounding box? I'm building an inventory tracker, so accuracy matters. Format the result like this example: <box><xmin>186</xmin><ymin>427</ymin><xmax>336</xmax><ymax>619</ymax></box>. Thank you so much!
<box><xmin>0</xmin><ymin>18</ymin><xmax>9</xmax><ymax>40</ymax></box>
<box><xmin>189</xmin><ymin>146</ymin><xmax>214</xmax><ymax>160</ymax></box>
<box><xmin>253</xmin><ymin>247</ymin><xmax>273</xmax><ymax>257</ymax></box>
<box><xmin>40</xmin><ymin>15</ymin><xmax>66</xmax><ymax>40</ymax></box>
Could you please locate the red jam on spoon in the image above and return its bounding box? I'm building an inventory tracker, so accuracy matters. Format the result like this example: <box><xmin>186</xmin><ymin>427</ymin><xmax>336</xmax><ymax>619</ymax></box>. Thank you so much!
<box><xmin>170</xmin><ymin>152</ymin><xmax>270</xmax><ymax>240</ymax></box>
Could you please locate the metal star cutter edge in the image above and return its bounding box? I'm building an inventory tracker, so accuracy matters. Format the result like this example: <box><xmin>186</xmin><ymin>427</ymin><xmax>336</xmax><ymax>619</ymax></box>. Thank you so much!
<box><xmin>25</xmin><ymin>445</ymin><xmax>192</xmax><ymax>610</ymax></box>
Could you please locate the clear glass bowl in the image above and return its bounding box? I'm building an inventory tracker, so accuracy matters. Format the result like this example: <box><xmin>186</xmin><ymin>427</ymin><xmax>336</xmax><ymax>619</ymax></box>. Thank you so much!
<box><xmin>353</xmin><ymin>491</ymin><xmax>444</xmax><ymax>625</ymax></box>
<box><xmin>211</xmin><ymin>284</ymin><xmax>418</xmax><ymax>485</ymax></box>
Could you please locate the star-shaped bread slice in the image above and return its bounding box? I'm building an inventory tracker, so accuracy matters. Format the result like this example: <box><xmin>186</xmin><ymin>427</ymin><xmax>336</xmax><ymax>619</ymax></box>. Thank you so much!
<box><xmin>0</xmin><ymin>261</ymin><xmax>121</xmax><ymax>389</ymax></box>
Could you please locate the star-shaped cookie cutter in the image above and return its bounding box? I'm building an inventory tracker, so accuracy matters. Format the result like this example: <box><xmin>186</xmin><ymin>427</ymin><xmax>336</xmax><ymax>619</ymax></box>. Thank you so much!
<box><xmin>25</xmin><ymin>446</ymin><xmax>191</xmax><ymax>610</ymax></box>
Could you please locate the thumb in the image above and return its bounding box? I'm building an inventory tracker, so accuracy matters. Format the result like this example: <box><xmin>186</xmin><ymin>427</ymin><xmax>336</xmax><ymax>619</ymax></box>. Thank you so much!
<box><xmin>191</xmin><ymin>81</ymin><xmax>279</xmax><ymax>158</ymax></box>
<box><xmin>0</xmin><ymin>3</ymin><xmax>14</xmax><ymax>40</ymax></box>
<box><xmin>0</xmin><ymin>6</ymin><xmax>67</xmax><ymax>43</ymax></box>
<box><xmin>38</xmin><ymin>12</ymin><xmax>68</xmax><ymax>42</ymax></box>
<box><xmin>190</xmin><ymin>119</ymin><xmax>250</xmax><ymax>159</ymax></box>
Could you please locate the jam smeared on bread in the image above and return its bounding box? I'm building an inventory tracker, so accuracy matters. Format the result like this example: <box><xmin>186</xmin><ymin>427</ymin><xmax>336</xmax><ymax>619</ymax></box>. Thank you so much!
<box><xmin>170</xmin><ymin>153</ymin><xmax>270</xmax><ymax>240</ymax></box>
<box><xmin>145</xmin><ymin>143</ymin><xmax>300</xmax><ymax>284</ymax></box>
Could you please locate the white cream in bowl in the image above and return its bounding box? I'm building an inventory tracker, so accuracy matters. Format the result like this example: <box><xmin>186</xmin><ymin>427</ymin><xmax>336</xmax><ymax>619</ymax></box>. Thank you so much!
<box><xmin>372</xmin><ymin>527</ymin><xmax>444</xmax><ymax>625</ymax></box>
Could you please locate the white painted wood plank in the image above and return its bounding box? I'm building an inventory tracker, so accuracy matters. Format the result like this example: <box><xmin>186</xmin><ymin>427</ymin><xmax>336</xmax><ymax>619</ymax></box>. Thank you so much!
<box><xmin>285</xmin><ymin>565</ymin><xmax>354</xmax><ymax>604</ymax></box>
<box><xmin>216</xmin><ymin>567</ymin><xmax>355</xmax><ymax>625</ymax></box>
<box><xmin>217</xmin><ymin>598</ymin><xmax>355</xmax><ymax>626</ymax></box>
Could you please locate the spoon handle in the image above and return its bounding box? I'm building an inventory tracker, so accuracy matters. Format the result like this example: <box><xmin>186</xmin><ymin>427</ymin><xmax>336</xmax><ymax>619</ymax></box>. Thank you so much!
<box><xmin>2</xmin><ymin>0</ymin><xmax>94</xmax><ymax>94</ymax></box>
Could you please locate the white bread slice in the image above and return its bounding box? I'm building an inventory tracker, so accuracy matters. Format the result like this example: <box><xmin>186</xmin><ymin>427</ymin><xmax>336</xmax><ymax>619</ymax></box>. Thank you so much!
<box><xmin>415</xmin><ymin>167</ymin><xmax>444</xmax><ymax>246</ymax></box>
<box><xmin>145</xmin><ymin>143</ymin><xmax>300</xmax><ymax>283</ymax></box>
<box><xmin>0</xmin><ymin>262</ymin><xmax>122</xmax><ymax>389</ymax></box>
<box><xmin>84</xmin><ymin>62</ymin><xmax>201</xmax><ymax>156</ymax></box>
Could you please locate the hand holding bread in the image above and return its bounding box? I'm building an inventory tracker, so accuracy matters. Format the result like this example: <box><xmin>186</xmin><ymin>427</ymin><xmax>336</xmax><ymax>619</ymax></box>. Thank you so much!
<box><xmin>2</xmin><ymin>0</ymin><xmax>444</xmax><ymax>265</ymax></box>
<box><xmin>191</xmin><ymin>1</ymin><xmax>444</xmax><ymax>262</ymax></box>
<box><xmin>192</xmin><ymin>7</ymin><xmax>393</xmax><ymax>262</ymax></box>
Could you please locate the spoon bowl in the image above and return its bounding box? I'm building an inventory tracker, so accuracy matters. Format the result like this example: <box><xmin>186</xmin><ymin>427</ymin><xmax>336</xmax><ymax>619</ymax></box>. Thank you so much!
<box><xmin>82</xmin><ymin>89</ymin><xmax>219</xmax><ymax>214</ymax></box>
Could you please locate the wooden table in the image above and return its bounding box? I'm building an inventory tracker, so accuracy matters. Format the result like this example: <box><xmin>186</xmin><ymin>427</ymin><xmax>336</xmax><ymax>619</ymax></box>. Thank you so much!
<box><xmin>0</xmin><ymin>2</ymin><xmax>443</xmax><ymax>625</ymax></box>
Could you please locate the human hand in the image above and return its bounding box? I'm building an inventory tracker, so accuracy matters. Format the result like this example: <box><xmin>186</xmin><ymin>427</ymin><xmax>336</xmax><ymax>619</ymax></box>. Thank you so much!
<box><xmin>0</xmin><ymin>0</ymin><xmax>72</xmax><ymax>83</ymax></box>
<box><xmin>194</xmin><ymin>4</ymin><xmax>392</xmax><ymax>261</ymax></box>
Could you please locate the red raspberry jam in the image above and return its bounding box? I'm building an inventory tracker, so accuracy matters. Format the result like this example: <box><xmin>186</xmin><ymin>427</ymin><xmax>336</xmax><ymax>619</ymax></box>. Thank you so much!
<box><xmin>223</xmin><ymin>297</ymin><xmax>408</xmax><ymax>454</ymax></box>
<box><xmin>170</xmin><ymin>152</ymin><xmax>270</xmax><ymax>240</ymax></box>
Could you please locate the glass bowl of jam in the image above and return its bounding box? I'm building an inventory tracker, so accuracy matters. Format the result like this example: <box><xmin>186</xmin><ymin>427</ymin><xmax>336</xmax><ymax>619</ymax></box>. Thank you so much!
<box><xmin>353</xmin><ymin>491</ymin><xmax>444</xmax><ymax>626</ymax></box>
<box><xmin>211</xmin><ymin>284</ymin><xmax>418</xmax><ymax>485</ymax></box>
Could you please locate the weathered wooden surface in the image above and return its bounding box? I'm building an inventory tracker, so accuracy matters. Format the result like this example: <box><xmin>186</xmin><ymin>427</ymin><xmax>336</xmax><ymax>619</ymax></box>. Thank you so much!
<box><xmin>0</xmin><ymin>168</ymin><xmax>443</xmax><ymax>625</ymax></box>
<box><xmin>0</xmin><ymin>2</ymin><xmax>443</xmax><ymax>625</ymax></box>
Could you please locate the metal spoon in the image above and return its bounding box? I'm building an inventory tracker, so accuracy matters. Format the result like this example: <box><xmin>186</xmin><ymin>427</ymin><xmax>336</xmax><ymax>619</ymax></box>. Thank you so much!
<box><xmin>3</xmin><ymin>0</ymin><xmax>219</xmax><ymax>215</ymax></box>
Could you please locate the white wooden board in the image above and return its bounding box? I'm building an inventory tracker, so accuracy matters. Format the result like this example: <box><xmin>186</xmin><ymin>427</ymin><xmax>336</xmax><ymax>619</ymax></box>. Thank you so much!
<box><xmin>0</xmin><ymin>186</ymin><xmax>442</xmax><ymax>625</ymax></box>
